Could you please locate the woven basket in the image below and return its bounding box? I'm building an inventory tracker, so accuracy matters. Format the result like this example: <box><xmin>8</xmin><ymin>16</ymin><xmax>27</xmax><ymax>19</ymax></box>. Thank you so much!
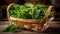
<box><xmin>7</xmin><ymin>3</ymin><xmax>54</xmax><ymax>32</ymax></box>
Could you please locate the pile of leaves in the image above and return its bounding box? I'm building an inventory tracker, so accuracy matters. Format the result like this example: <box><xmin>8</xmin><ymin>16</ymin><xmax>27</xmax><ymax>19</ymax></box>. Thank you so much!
<box><xmin>9</xmin><ymin>2</ymin><xmax>54</xmax><ymax>19</ymax></box>
<box><xmin>2</xmin><ymin>24</ymin><xmax>19</xmax><ymax>32</ymax></box>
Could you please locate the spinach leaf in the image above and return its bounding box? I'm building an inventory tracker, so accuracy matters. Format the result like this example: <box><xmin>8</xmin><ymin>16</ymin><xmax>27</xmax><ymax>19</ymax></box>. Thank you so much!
<box><xmin>25</xmin><ymin>2</ymin><xmax>34</xmax><ymax>8</ymax></box>
<box><xmin>2</xmin><ymin>24</ymin><xmax>19</xmax><ymax>32</ymax></box>
<box><xmin>13</xmin><ymin>4</ymin><xmax>20</xmax><ymax>10</ymax></box>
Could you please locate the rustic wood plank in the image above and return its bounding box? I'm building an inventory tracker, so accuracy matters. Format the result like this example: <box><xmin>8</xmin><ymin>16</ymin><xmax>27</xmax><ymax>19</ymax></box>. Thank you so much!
<box><xmin>54</xmin><ymin>18</ymin><xmax>60</xmax><ymax>21</ymax></box>
<box><xmin>0</xmin><ymin>21</ymin><xmax>60</xmax><ymax>34</ymax></box>
<box><xmin>0</xmin><ymin>7</ymin><xmax>2</xmax><ymax>21</ymax></box>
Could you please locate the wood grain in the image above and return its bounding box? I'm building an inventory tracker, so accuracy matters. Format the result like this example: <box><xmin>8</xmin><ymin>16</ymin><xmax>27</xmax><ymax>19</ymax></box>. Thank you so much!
<box><xmin>0</xmin><ymin>21</ymin><xmax>60</xmax><ymax>34</ymax></box>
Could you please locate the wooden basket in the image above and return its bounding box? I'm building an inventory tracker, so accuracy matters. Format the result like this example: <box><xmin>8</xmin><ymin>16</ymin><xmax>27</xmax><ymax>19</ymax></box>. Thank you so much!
<box><xmin>7</xmin><ymin>3</ymin><xmax>54</xmax><ymax>32</ymax></box>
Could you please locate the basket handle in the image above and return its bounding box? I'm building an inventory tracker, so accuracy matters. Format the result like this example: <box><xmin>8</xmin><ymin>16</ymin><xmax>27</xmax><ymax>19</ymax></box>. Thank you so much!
<box><xmin>41</xmin><ymin>6</ymin><xmax>53</xmax><ymax>24</ymax></box>
<box><xmin>7</xmin><ymin>3</ymin><xmax>14</xmax><ymax>20</ymax></box>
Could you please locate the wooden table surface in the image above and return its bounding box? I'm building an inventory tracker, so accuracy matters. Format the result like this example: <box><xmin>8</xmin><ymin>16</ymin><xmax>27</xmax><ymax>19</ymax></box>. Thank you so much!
<box><xmin>0</xmin><ymin>21</ymin><xmax>60</xmax><ymax>34</ymax></box>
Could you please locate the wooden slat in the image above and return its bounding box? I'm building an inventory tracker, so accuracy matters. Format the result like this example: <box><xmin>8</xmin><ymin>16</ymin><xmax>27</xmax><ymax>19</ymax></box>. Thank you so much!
<box><xmin>0</xmin><ymin>21</ymin><xmax>60</xmax><ymax>34</ymax></box>
<box><xmin>54</xmin><ymin>18</ymin><xmax>60</xmax><ymax>21</ymax></box>
<box><xmin>0</xmin><ymin>7</ymin><xmax>2</xmax><ymax>21</ymax></box>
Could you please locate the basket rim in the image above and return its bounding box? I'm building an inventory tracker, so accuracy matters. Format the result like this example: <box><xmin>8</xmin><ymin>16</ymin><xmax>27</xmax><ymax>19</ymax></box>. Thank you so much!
<box><xmin>10</xmin><ymin>16</ymin><xmax>43</xmax><ymax>20</ymax></box>
<box><xmin>9</xmin><ymin>16</ymin><xmax>54</xmax><ymax>24</ymax></box>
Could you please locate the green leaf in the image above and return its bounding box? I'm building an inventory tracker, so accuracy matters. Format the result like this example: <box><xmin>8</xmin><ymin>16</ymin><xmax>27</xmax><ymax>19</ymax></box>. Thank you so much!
<box><xmin>13</xmin><ymin>4</ymin><xmax>20</xmax><ymax>10</ymax></box>
<box><xmin>34</xmin><ymin>10</ymin><xmax>40</xmax><ymax>19</ymax></box>
<box><xmin>48</xmin><ymin>12</ymin><xmax>54</xmax><ymax>18</ymax></box>
<box><xmin>2</xmin><ymin>24</ymin><xmax>19</xmax><ymax>32</ymax></box>
<box><xmin>25</xmin><ymin>2</ymin><xmax>34</xmax><ymax>8</ymax></box>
